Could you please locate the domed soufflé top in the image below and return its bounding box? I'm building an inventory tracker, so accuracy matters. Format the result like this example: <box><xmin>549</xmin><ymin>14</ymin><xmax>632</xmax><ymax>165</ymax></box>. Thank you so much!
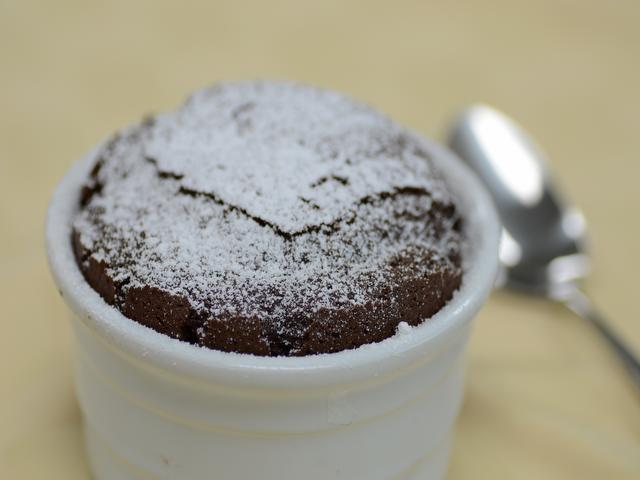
<box><xmin>72</xmin><ymin>81</ymin><xmax>464</xmax><ymax>356</ymax></box>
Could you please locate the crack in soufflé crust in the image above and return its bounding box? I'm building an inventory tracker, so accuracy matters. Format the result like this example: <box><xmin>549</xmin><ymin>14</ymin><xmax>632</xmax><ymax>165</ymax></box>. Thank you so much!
<box><xmin>71</xmin><ymin>81</ymin><xmax>464</xmax><ymax>356</ymax></box>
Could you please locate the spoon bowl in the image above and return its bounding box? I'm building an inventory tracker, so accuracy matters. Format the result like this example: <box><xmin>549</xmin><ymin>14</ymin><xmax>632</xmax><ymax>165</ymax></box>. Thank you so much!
<box><xmin>447</xmin><ymin>104</ymin><xmax>640</xmax><ymax>389</ymax></box>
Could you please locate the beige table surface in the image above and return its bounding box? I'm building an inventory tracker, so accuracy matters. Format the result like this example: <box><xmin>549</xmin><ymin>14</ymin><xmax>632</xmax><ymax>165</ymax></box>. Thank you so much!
<box><xmin>1</xmin><ymin>0</ymin><xmax>639</xmax><ymax>478</ymax></box>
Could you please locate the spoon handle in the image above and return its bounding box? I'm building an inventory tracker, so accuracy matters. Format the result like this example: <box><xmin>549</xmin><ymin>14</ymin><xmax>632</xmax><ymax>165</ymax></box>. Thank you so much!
<box><xmin>562</xmin><ymin>288</ymin><xmax>640</xmax><ymax>390</ymax></box>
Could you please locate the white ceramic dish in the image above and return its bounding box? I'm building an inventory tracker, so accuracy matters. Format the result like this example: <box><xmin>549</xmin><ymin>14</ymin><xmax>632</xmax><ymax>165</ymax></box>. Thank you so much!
<box><xmin>46</xmin><ymin>136</ymin><xmax>500</xmax><ymax>480</ymax></box>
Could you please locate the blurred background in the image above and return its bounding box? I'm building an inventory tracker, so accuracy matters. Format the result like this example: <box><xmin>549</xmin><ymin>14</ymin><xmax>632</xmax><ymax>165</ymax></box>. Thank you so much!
<box><xmin>1</xmin><ymin>0</ymin><xmax>639</xmax><ymax>478</ymax></box>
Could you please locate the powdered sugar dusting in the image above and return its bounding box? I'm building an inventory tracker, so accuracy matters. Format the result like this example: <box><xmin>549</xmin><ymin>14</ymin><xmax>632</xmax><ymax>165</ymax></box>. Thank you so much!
<box><xmin>145</xmin><ymin>81</ymin><xmax>449</xmax><ymax>234</ymax></box>
<box><xmin>72</xmin><ymin>81</ymin><xmax>464</xmax><ymax>355</ymax></box>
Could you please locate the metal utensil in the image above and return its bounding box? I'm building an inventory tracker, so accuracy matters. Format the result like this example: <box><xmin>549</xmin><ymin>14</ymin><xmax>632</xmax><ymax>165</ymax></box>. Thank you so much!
<box><xmin>447</xmin><ymin>104</ymin><xmax>640</xmax><ymax>388</ymax></box>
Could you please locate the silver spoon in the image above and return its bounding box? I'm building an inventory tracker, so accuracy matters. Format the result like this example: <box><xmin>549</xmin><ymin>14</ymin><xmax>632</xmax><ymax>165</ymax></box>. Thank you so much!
<box><xmin>447</xmin><ymin>104</ymin><xmax>640</xmax><ymax>389</ymax></box>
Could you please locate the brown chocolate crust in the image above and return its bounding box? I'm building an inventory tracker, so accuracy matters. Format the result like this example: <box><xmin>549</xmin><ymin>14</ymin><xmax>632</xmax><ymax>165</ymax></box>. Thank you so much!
<box><xmin>71</xmin><ymin>81</ymin><xmax>464</xmax><ymax>357</ymax></box>
<box><xmin>72</xmin><ymin>218</ymin><xmax>461</xmax><ymax>356</ymax></box>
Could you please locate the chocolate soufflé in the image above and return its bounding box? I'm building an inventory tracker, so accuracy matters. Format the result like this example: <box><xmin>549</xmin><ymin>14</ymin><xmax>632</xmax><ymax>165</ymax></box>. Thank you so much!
<box><xmin>71</xmin><ymin>81</ymin><xmax>464</xmax><ymax>356</ymax></box>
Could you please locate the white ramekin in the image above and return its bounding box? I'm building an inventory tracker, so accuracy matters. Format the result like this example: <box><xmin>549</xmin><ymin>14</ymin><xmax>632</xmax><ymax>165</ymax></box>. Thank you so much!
<box><xmin>46</xmin><ymin>136</ymin><xmax>500</xmax><ymax>480</ymax></box>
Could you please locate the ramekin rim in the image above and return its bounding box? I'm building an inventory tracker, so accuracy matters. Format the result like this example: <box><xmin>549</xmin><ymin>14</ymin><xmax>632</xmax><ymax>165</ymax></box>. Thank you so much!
<box><xmin>46</xmin><ymin>130</ymin><xmax>500</xmax><ymax>389</ymax></box>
